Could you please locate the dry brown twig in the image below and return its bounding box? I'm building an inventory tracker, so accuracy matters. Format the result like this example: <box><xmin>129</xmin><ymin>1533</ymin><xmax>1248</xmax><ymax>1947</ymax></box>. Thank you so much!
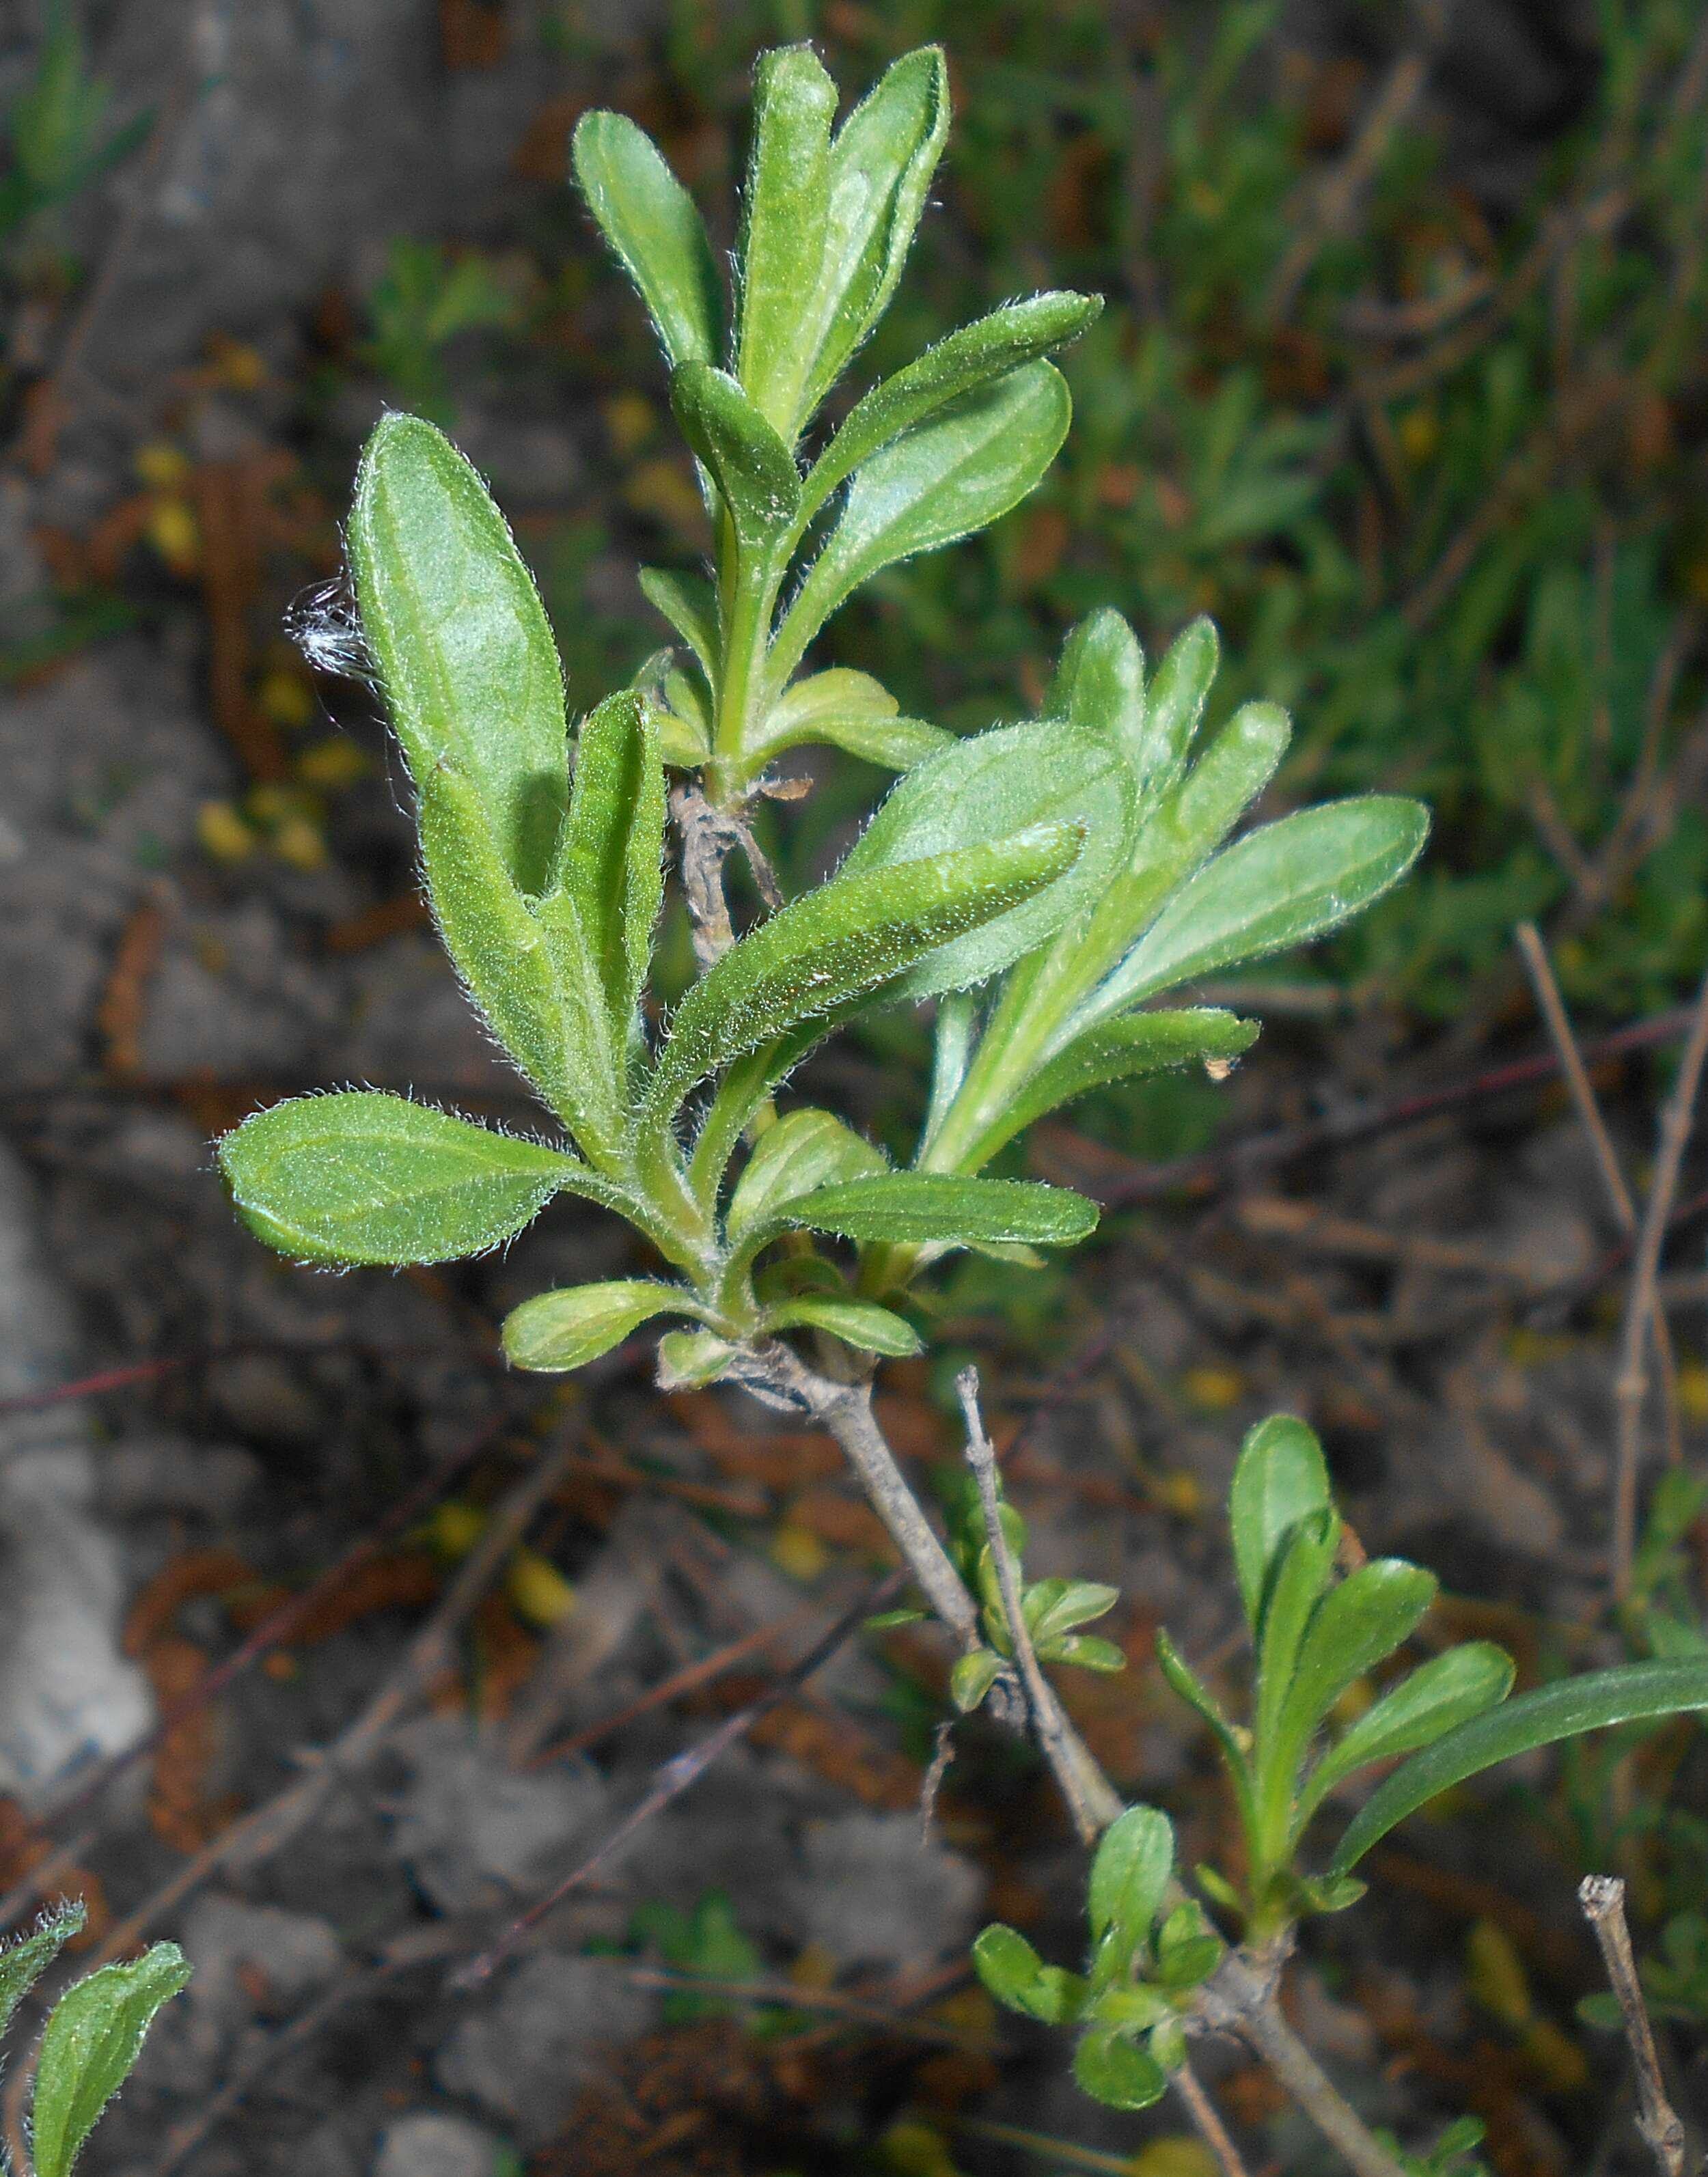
<box><xmin>1515</xmin><ymin>922</ymin><xmax>1683</xmax><ymax>1469</ymax></box>
<box><xmin>1578</xmin><ymin>1875</ymin><xmax>1688</xmax><ymax>2177</ymax></box>
<box><xmin>958</xmin><ymin>1364</ymin><xmax>1107</xmax><ymax>1847</ymax></box>
<box><xmin>1612</xmin><ymin>959</ymin><xmax>1708</xmax><ymax>1601</ymax></box>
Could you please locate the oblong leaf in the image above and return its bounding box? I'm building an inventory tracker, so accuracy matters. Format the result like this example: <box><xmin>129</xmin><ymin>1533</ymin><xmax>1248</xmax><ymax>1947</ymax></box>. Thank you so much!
<box><xmin>220</xmin><ymin>1092</ymin><xmax>577</xmax><ymax>1266</ymax></box>
<box><xmin>572</xmin><ymin>111</ymin><xmax>723</xmax><ymax>368</ymax></box>
<box><xmin>638</xmin><ymin>566</ymin><xmax>719</xmax><ymax>677</ymax></box>
<box><xmin>795</xmin><ymin>45</ymin><xmax>951</xmax><ymax>422</ymax></box>
<box><xmin>1330</xmin><ymin>1660</ymin><xmax>1708</xmax><ymax>1874</ymax></box>
<box><xmin>1060</xmin><ymin>697</ymin><xmax>1293</xmax><ymax>1046</ymax></box>
<box><xmin>350</xmin><ymin>413</ymin><xmax>567</xmax><ymax>896</ymax></box>
<box><xmin>1101</xmin><ymin>796</ymin><xmax>1431</xmax><ymax>1010</ymax></box>
<box><xmin>1253</xmin><ymin>1510</ymin><xmax>1340</xmax><ymax>1762</ymax></box>
<box><xmin>671</xmin><ymin>363</ymin><xmax>802</xmax><ymax>544</ymax></box>
<box><xmin>778</xmin><ymin>1172</ymin><xmax>1097</xmax><ymax>1248</ymax></box>
<box><xmin>840</xmin><ymin>717</ymin><xmax>1133</xmax><ymax>999</ymax></box>
<box><xmin>1131</xmin><ymin>615</ymin><xmax>1218</xmax><ymax>813</ymax></box>
<box><xmin>735</xmin><ymin>44</ymin><xmax>837</xmax><ymax>432</ymax></box>
<box><xmin>773</xmin><ymin>361</ymin><xmax>1073</xmax><ymax>680</ymax></box>
<box><xmin>1073</xmin><ymin>2026</ymin><xmax>1168</xmax><ymax>2111</ymax></box>
<box><xmin>549</xmin><ymin>689</ymin><xmax>665</xmax><ymax>1059</ymax></box>
<box><xmin>418</xmin><ymin>764</ymin><xmax>612</xmax><ymax>1148</ymax></box>
<box><xmin>1228</xmin><ymin>1414</ymin><xmax>1332</xmax><ymax>1633</ymax></box>
<box><xmin>968</xmin><ymin>1008</ymin><xmax>1260</xmax><ymax>1167</ymax></box>
<box><xmin>31</xmin><ymin>1943</ymin><xmax>192</xmax><ymax>2177</ymax></box>
<box><xmin>727</xmin><ymin>1107</ymin><xmax>887</xmax><ymax>1248</ymax></box>
<box><xmin>1297</xmin><ymin>1644</ymin><xmax>1515</xmax><ymax>1831</ymax></box>
<box><xmin>751</xmin><ymin>666</ymin><xmax>955</xmax><ymax>769</ymax></box>
<box><xmin>503</xmin><ymin>1279</ymin><xmax>685</xmax><ymax>1372</ymax></box>
<box><xmin>1088</xmin><ymin>1803</ymin><xmax>1174</xmax><ymax>1947</ymax></box>
<box><xmin>1045</xmin><ymin>607</ymin><xmax>1144</xmax><ymax>768</ymax></box>
<box><xmin>973</xmin><ymin>1924</ymin><xmax>1084</xmax><ymax>2024</ymax></box>
<box><xmin>642</xmin><ymin>822</ymin><xmax>1084</xmax><ymax>1124</ymax></box>
<box><xmin>1274</xmin><ymin>1560</ymin><xmax>1438</xmax><ymax>1775</ymax></box>
<box><xmin>799</xmin><ymin>290</ymin><xmax>1101</xmax><ymax>523</ymax></box>
<box><xmin>765</xmin><ymin>1294</ymin><xmax>922</xmax><ymax>1357</ymax></box>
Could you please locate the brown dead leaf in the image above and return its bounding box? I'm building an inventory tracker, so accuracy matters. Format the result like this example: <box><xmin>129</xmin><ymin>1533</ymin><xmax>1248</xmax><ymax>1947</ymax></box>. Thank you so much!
<box><xmin>0</xmin><ymin>1799</ymin><xmax>107</xmax><ymax>1943</ymax></box>
<box><xmin>782</xmin><ymin>1488</ymin><xmax>895</xmax><ymax>1558</ymax></box>
<box><xmin>143</xmin><ymin>1636</ymin><xmax>233</xmax><ymax>1853</ymax></box>
<box><xmin>124</xmin><ymin>1547</ymin><xmax>256</xmax><ymax>1656</ymax></box>
<box><xmin>98</xmin><ymin>883</ymin><xmax>172</xmax><ymax>1081</ymax></box>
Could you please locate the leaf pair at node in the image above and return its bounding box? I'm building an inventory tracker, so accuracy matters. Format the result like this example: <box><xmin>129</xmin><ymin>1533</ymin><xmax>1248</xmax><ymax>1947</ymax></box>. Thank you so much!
<box><xmin>937</xmin><ymin>1471</ymin><xmax>1125</xmax><ymax>1715</ymax></box>
<box><xmin>974</xmin><ymin>1805</ymin><xmax>1222</xmax><ymax>2111</ymax></box>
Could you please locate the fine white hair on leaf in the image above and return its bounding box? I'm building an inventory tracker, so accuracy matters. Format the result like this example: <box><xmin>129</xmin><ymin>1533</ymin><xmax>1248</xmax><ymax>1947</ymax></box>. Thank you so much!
<box><xmin>286</xmin><ymin>570</ymin><xmax>376</xmax><ymax>686</ymax></box>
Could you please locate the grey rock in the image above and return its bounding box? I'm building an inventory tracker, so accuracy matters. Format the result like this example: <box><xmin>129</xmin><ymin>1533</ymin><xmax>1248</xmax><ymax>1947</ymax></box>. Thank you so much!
<box><xmin>372</xmin><ymin>2112</ymin><xmax>506</xmax><ymax>2177</ymax></box>
<box><xmin>436</xmin><ymin>1952</ymin><xmax>655</xmax><ymax>2144</ymax></box>
<box><xmin>389</xmin><ymin>1717</ymin><xmax>612</xmax><ymax>1914</ymax></box>
<box><xmin>0</xmin><ymin>1143</ymin><xmax>151</xmax><ymax>1797</ymax></box>
<box><xmin>791</xmin><ymin>1812</ymin><xmax>984</xmax><ymax>1970</ymax></box>
<box><xmin>181</xmin><ymin>1894</ymin><xmax>344</xmax><ymax>2019</ymax></box>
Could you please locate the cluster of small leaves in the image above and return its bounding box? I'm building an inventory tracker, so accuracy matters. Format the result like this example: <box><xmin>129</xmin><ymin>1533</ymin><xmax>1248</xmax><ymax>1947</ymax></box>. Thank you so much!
<box><xmin>934</xmin><ymin>1469</ymin><xmax>1125</xmax><ymax>1715</ymax></box>
<box><xmin>0</xmin><ymin>1902</ymin><xmax>189</xmax><ymax>2177</ymax></box>
<box><xmin>974</xmin><ymin>1804</ymin><xmax>1222</xmax><ymax>2111</ymax></box>
<box><xmin>1158</xmin><ymin>1415</ymin><xmax>1516</xmax><ymax>1937</ymax></box>
<box><xmin>218</xmin><ymin>42</ymin><xmax>1429</xmax><ymax>1392</ymax></box>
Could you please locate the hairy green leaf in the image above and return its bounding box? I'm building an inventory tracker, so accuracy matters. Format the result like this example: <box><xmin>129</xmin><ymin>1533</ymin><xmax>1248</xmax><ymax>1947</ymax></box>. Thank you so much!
<box><xmin>1253</xmin><ymin>1509</ymin><xmax>1340</xmax><ymax>1763</ymax></box>
<box><xmin>1330</xmin><ymin>1660</ymin><xmax>1708</xmax><ymax>1873</ymax></box>
<box><xmin>1102</xmin><ymin>796</ymin><xmax>1431</xmax><ymax>1012</ymax></box>
<box><xmin>762</xmin><ymin>1294</ymin><xmax>922</xmax><ymax>1356</ymax></box>
<box><xmin>656</xmin><ymin>1328</ymin><xmax>737</xmax><ymax>1389</ymax></box>
<box><xmin>1073</xmin><ymin>2025</ymin><xmax>1168</xmax><ymax>2110</ymax></box>
<box><xmin>1155</xmin><ymin>1629</ymin><xmax>1252</xmax><ymax>1796</ymax></box>
<box><xmin>549</xmin><ymin>690</ymin><xmax>665</xmax><ymax>1064</ymax></box>
<box><xmin>350</xmin><ymin>413</ymin><xmax>566</xmax><ymax>896</ymax></box>
<box><xmin>1229</xmin><ymin>1414</ymin><xmax>1332</xmax><ymax>1633</ymax></box>
<box><xmin>1130</xmin><ymin>615</ymin><xmax>1218</xmax><ymax>813</ymax></box>
<box><xmin>973</xmin><ymin>1926</ymin><xmax>1084</xmax><ymax>2025</ymax></box>
<box><xmin>1059</xmin><ymin>698</ymin><xmax>1293</xmax><ymax>1044</ymax></box>
<box><xmin>1088</xmin><ymin>1804</ymin><xmax>1174</xmax><ymax>1947</ymax></box>
<box><xmin>31</xmin><ymin>1943</ymin><xmax>191</xmax><ymax>2177</ymax></box>
<box><xmin>572</xmin><ymin>111</ymin><xmax>723</xmax><ymax>368</ymax></box>
<box><xmin>773</xmin><ymin>361</ymin><xmax>1072</xmax><ymax>680</ymax></box>
<box><xmin>841</xmin><ymin>718</ymin><xmax>1131</xmax><ymax>998</ymax></box>
<box><xmin>1024</xmin><ymin>1578</ymin><xmax>1120</xmax><ymax>1647</ymax></box>
<box><xmin>799</xmin><ymin>290</ymin><xmax>1100</xmax><ymax>522</ymax></box>
<box><xmin>671</xmin><ymin>363</ymin><xmax>802</xmax><ymax>546</ymax></box>
<box><xmin>503</xmin><ymin>1280</ymin><xmax>685</xmax><ymax>1371</ymax></box>
<box><xmin>967</xmin><ymin>1008</ymin><xmax>1260</xmax><ymax>1167</ymax></box>
<box><xmin>778</xmin><ymin>1171</ymin><xmax>1097</xmax><ymax>1247</ymax></box>
<box><xmin>0</xmin><ymin>1904</ymin><xmax>85</xmax><ymax>2044</ymax></box>
<box><xmin>1273</xmin><ymin>1559</ymin><xmax>1438</xmax><ymax>1779</ymax></box>
<box><xmin>735</xmin><ymin>45</ymin><xmax>836</xmax><ymax>433</ymax></box>
<box><xmin>1297</xmin><ymin>1644</ymin><xmax>1515</xmax><ymax>1831</ymax></box>
<box><xmin>221</xmin><ymin>1093</ymin><xmax>579</xmax><ymax>1266</ymax></box>
<box><xmin>643</xmin><ymin>823</ymin><xmax>1083</xmax><ymax>1124</ymax></box>
<box><xmin>794</xmin><ymin>46</ymin><xmax>951</xmax><ymax>423</ymax></box>
<box><xmin>638</xmin><ymin>567</ymin><xmax>719</xmax><ymax>678</ymax></box>
<box><xmin>1046</xmin><ymin>607</ymin><xmax>1145</xmax><ymax>770</ymax></box>
<box><xmin>952</xmin><ymin>1648</ymin><xmax>1005</xmax><ymax>1714</ymax></box>
<box><xmin>750</xmin><ymin>666</ymin><xmax>953</xmax><ymax>769</ymax></box>
<box><xmin>417</xmin><ymin>765</ymin><xmax>613</xmax><ymax>1148</ymax></box>
<box><xmin>727</xmin><ymin>1107</ymin><xmax>887</xmax><ymax>1248</ymax></box>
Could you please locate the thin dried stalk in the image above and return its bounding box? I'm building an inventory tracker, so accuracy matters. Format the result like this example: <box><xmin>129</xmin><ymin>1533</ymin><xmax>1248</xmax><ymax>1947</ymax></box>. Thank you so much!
<box><xmin>1579</xmin><ymin>1875</ymin><xmax>1688</xmax><ymax>2177</ymax></box>
<box><xmin>1612</xmin><ymin>960</ymin><xmax>1708</xmax><ymax>1600</ymax></box>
